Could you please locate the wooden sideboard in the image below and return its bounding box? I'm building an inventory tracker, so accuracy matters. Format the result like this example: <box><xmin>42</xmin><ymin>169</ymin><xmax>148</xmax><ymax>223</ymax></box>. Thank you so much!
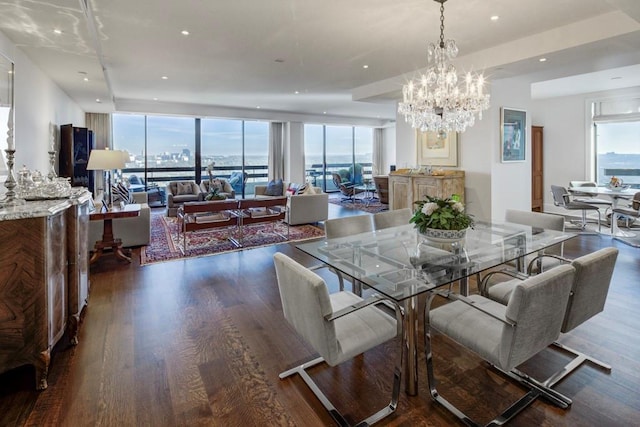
<box><xmin>0</xmin><ymin>189</ymin><xmax>91</xmax><ymax>389</ymax></box>
<box><xmin>388</xmin><ymin>171</ymin><xmax>465</xmax><ymax>211</ymax></box>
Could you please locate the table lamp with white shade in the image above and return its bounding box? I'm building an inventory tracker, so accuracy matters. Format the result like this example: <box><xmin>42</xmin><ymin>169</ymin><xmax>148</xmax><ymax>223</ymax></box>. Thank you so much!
<box><xmin>86</xmin><ymin>148</ymin><xmax>126</xmax><ymax>209</ymax></box>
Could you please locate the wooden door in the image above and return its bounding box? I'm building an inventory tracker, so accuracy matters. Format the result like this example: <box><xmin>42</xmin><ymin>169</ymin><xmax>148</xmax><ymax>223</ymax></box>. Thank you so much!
<box><xmin>531</xmin><ymin>126</ymin><xmax>544</xmax><ymax>212</ymax></box>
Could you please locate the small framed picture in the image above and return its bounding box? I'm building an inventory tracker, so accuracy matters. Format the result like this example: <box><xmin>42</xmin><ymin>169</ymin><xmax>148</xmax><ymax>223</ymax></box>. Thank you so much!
<box><xmin>416</xmin><ymin>130</ymin><xmax>458</xmax><ymax>167</ymax></box>
<box><xmin>501</xmin><ymin>107</ymin><xmax>526</xmax><ymax>162</ymax></box>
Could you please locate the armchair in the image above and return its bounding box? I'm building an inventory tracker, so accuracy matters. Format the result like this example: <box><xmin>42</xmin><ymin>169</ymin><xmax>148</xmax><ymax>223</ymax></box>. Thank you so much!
<box><xmin>373</xmin><ymin>175</ymin><xmax>389</xmax><ymax>204</ymax></box>
<box><xmin>332</xmin><ymin>172</ymin><xmax>363</xmax><ymax>202</ymax></box>
<box><xmin>425</xmin><ymin>265</ymin><xmax>576</xmax><ymax>425</ymax></box>
<box><xmin>166</xmin><ymin>181</ymin><xmax>203</xmax><ymax>217</ymax></box>
<box><xmin>482</xmin><ymin>247</ymin><xmax>618</xmax><ymax>393</ymax></box>
<box><xmin>273</xmin><ymin>253</ymin><xmax>403</xmax><ymax>426</ymax></box>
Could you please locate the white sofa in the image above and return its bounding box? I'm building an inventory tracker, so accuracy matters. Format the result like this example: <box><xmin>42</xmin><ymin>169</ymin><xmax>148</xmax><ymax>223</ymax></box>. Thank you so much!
<box><xmin>285</xmin><ymin>188</ymin><xmax>329</xmax><ymax>225</ymax></box>
<box><xmin>89</xmin><ymin>192</ymin><xmax>151</xmax><ymax>248</ymax></box>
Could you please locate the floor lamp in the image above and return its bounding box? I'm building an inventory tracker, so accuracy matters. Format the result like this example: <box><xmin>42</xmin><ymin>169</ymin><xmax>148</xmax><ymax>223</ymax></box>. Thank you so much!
<box><xmin>86</xmin><ymin>149</ymin><xmax>126</xmax><ymax>209</ymax></box>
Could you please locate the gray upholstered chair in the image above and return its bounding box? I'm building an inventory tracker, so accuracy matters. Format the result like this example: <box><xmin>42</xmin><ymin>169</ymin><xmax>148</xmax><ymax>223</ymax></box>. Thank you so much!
<box><xmin>482</xmin><ymin>247</ymin><xmax>618</xmax><ymax>395</ymax></box>
<box><xmin>551</xmin><ymin>185</ymin><xmax>601</xmax><ymax>232</ymax></box>
<box><xmin>504</xmin><ymin>209</ymin><xmax>566</xmax><ymax>274</ymax></box>
<box><xmin>166</xmin><ymin>181</ymin><xmax>203</xmax><ymax>217</ymax></box>
<box><xmin>373</xmin><ymin>208</ymin><xmax>412</xmax><ymax>230</ymax></box>
<box><xmin>325</xmin><ymin>214</ymin><xmax>373</xmax><ymax>239</ymax></box>
<box><xmin>273</xmin><ymin>253</ymin><xmax>403</xmax><ymax>426</ymax></box>
<box><xmin>324</xmin><ymin>215</ymin><xmax>374</xmax><ymax>294</ymax></box>
<box><xmin>425</xmin><ymin>264</ymin><xmax>576</xmax><ymax>425</ymax></box>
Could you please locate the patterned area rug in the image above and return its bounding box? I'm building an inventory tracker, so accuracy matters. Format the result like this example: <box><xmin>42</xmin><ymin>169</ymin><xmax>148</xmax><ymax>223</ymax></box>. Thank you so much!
<box><xmin>328</xmin><ymin>195</ymin><xmax>389</xmax><ymax>214</ymax></box>
<box><xmin>141</xmin><ymin>211</ymin><xmax>325</xmax><ymax>265</ymax></box>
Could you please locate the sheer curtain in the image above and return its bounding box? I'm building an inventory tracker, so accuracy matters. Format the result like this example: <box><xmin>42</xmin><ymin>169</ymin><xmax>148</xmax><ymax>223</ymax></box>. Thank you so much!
<box><xmin>269</xmin><ymin>122</ymin><xmax>284</xmax><ymax>180</ymax></box>
<box><xmin>85</xmin><ymin>113</ymin><xmax>111</xmax><ymax>149</ymax></box>
<box><xmin>372</xmin><ymin>128</ymin><xmax>384</xmax><ymax>176</ymax></box>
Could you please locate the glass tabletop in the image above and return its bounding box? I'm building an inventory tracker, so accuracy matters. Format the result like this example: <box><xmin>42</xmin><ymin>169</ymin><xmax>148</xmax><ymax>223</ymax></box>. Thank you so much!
<box><xmin>296</xmin><ymin>221</ymin><xmax>575</xmax><ymax>302</ymax></box>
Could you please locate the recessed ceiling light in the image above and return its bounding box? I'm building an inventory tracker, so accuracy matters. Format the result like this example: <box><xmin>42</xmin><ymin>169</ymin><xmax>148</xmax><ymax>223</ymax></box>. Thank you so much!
<box><xmin>161</xmin><ymin>76</ymin><xmax>168</xmax><ymax>80</ymax></box>
<box><xmin>294</xmin><ymin>90</ymin><xmax>299</xmax><ymax>94</ymax></box>
<box><xmin>363</xmin><ymin>65</ymin><xmax>369</xmax><ymax>69</ymax></box>
<box><xmin>83</xmin><ymin>77</ymin><xmax>89</xmax><ymax>82</ymax></box>
<box><xmin>539</xmin><ymin>57</ymin><xmax>547</xmax><ymax>62</ymax></box>
<box><xmin>256</xmin><ymin>106</ymin><xmax>261</xmax><ymax>109</ymax></box>
<box><xmin>96</xmin><ymin>98</ymin><xmax>101</xmax><ymax>103</ymax></box>
<box><xmin>490</xmin><ymin>15</ymin><xmax>499</xmax><ymax>21</ymax></box>
<box><xmin>323</xmin><ymin>111</ymin><xmax>327</xmax><ymax>114</ymax></box>
<box><xmin>153</xmin><ymin>97</ymin><xmax>158</xmax><ymax>101</ymax></box>
<box><xmin>53</xmin><ymin>29</ymin><xmax>62</xmax><ymax>34</ymax></box>
<box><xmin>181</xmin><ymin>30</ymin><xmax>189</xmax><ymax>35</ymax></box>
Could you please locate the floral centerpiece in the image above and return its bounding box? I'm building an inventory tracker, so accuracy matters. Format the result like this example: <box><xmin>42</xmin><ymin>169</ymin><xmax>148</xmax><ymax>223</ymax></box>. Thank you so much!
<box><xmin>410</xmin><ymin>195</ymin><xmax>473</xmax><ymax>241</ymax></box>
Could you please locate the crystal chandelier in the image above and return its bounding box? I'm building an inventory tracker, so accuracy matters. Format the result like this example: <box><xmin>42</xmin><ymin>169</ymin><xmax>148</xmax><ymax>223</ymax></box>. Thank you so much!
<box><xmin>398</xmin><ymin>0</ymin><xmax>490</xmax><ymax>137</ymax></box>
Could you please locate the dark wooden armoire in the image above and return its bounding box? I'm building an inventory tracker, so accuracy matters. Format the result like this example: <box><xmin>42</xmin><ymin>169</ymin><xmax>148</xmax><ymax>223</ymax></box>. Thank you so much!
<box><xmin>59</xmin><ymin>124</ymin><xmax>94</xmax><ymax>189</ymax></box>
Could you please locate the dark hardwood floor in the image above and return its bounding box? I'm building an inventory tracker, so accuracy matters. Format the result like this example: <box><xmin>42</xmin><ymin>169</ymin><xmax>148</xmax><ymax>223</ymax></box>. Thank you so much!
<box><xmin>1</xmin><ymin>204</ymin><xmax>639</xmax><ymax>426</ymax></box>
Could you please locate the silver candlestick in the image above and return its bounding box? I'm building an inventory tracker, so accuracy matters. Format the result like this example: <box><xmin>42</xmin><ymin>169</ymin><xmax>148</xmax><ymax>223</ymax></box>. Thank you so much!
<box><xmin>48</xmin><ymin>150</ymin><xmax>57</xmax><ymax>181</ymax></box>
<box><xmin>1</xmin><ymin>149</ymin><xmax>25</xmax><ymax>207</ymax></box>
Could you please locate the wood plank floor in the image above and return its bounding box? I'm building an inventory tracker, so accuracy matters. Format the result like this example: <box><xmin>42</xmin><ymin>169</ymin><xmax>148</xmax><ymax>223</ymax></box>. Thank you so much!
<box><xmin>1</xmin><ymin>204</ymin><xmax>639</xmax><ymax>426</ymax></box>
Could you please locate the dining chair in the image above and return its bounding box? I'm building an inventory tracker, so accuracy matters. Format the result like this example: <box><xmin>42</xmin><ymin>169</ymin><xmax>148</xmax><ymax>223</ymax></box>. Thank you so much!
<box><xmin>274</xmin><ymin>253</ymin><xmax>404</xmax><ymax>426</ymax></box>
<box><xmin>503</xmin><ymin>209</ymin><xmax>566</xmax><ymax>274</ymax></box>
<box><xmin>425</xmin><ymin>264</ymin><xmax>576</xmax><ymax>426</ymax></box>
<box><xmin>611</xmin><ymin>191</ymin><xmax>640</xmax><ymax>236</ymax></box>
<box><xmin>481</xmin><ymin>247</ymin><xmax>618</xmax><ymax>394</ymax></box>
<box><xmin>372</xmin><ymin>208</ymin><xmax>412</xmax><ymax>230</ymax></box>
<box><xmin>324</xmin><ymin>215</ymin><xmax>374</xmax><ymax>295</ymax></box>
<box><xmin>550</xmin><ymin>185</ymin><xmax>601</xmax><ymax>232</ymax></box>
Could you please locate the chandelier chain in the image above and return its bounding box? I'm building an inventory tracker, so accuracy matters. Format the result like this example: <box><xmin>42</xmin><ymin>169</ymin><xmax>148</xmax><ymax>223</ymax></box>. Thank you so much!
<box><xmin>439</xmin><ymin>3</ymin><xmax>445</xmax><ymax>48</ymax></box>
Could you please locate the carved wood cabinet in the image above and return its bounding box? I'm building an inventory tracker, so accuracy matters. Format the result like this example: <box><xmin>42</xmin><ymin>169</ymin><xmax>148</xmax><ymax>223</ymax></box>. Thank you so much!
<box><xmin>388</xmin><ymin>171</ymin><xmax>465</xmax><ymax>211</ymax></box>
<box><xmin>0</xmin><ymin>191</ymin><xmax>91</xmax><ymax>389</ymax></box>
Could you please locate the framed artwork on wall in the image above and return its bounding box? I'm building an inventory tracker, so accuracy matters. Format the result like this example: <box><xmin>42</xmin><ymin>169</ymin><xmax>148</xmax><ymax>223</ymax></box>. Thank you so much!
<box><xmin>501</xmin><ymin>107</ymin><xmax>526</xmax><ymax>162</ymax></box>
<box><xmin>416</xmin><ymin>130</ymin><xmax>458</xmax><ymax>167</ymax></box>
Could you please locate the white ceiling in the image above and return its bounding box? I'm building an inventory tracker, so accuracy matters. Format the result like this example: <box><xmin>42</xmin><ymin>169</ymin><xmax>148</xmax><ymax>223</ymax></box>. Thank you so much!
<box><xmin>1</xmin><ymin>0</ymin><xmax>639</xmax><ymax>121</ymax></box>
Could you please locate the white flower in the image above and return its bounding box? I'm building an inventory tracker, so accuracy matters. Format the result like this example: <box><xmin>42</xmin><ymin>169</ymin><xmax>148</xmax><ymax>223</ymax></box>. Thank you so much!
<box><xmin>452</xmin><ymin>202</ymin><xmax>464</xmax><ymax>213</ymax></box>
<box><xmin>422</xmin><ymin>202</ymin><xmax>438</xmax><ymax>216</ymax></box>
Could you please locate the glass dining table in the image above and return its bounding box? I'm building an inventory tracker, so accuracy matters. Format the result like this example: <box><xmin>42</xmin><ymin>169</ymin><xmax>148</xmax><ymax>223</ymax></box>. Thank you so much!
<box><xmin>296</xmin><ymin>221</ymin><xmax>575</xmax><ymax>395</ymax></box>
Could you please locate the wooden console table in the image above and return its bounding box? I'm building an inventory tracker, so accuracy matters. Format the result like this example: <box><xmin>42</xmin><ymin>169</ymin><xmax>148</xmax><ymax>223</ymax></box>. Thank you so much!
<box><xmin>89</xmin><ymin>204</ymin><xmax>140</xmax><ymax>264</ymax></box>
<box><xmin>388</xmin><ymin>170</ymin><xmax>465</xmax><ymax>210</ymax></box>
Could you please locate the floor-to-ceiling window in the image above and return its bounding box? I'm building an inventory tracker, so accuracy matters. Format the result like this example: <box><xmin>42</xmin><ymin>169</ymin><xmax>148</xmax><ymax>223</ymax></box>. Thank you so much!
<box><xmin>113</xmin><ymin>114</ymin><xmax>269</xmax><ymax>197</ymax></box>
<box><xmin>593</xmin><ymin>98</ymin><xmax>640</xmax><ymax>189</ymax></box>
<box><xmin>304</xmin><ymin>124</ymin><xmax>373</xmax><ymax>192</ymax></box>
<box><xmin>200</xmin><ymin>118</ymin><xmax>268</xmax><ymax>197</ymax></box>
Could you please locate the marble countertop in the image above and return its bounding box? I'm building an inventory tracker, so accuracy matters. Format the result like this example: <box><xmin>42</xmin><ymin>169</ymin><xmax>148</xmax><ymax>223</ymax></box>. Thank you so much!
<box><xmin>0</xmin><ymin>188</ymin><xmax>92</xmax><ymax>221</ymax></box>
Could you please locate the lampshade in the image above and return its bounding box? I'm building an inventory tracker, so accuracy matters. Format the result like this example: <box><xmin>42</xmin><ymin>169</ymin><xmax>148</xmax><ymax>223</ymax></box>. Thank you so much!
<box><xmin>86</xmin><ymin>149</ymin><xmax>127</xmax><ymax>170</ymax></box>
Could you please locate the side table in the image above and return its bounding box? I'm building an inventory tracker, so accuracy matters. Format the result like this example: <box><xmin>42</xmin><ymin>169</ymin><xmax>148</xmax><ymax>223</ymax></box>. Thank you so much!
<box><xmin>89</xmin><ymin>204</ymin><xmax>141</xmax><ymax>264</ymax></box>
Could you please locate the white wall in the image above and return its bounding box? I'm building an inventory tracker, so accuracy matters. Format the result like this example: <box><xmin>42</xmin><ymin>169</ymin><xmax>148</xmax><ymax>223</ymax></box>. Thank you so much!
<box><xmin>0</xmin><ymin>30</ymin><xmax>84</xmax><ymax>178</ymax></box>
<box><xmin>395</xmin><ymin>73</ymin><xmax>640</xmax><ymax>223</ymax></box>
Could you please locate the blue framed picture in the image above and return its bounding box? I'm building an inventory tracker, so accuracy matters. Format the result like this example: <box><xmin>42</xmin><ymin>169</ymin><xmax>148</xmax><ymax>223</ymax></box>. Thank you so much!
<box><xmin>501</xmin><ymin>107</ymin><xmax>526</xmax><ymax>162</ymax></box>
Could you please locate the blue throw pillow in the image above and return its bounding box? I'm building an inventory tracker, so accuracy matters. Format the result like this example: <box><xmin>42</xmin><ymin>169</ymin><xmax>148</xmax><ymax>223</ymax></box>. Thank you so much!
<box><xmin>265</xmin><ymin>179</ymin><xmax>283</xmax><ymax>196</ymax></box>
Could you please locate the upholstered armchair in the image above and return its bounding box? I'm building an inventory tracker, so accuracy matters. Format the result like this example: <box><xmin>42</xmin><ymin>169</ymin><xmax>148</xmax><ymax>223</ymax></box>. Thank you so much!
<box><xmin>331</xmin><ymin>172</ymin><xmax>363</xmax><ymax>202</ymax></box>
<box><xmin>273</xmin><ymin>253</ymin><xmax>403</xmax><ymax>426</ymax></box>
<box><xmin>166</xmin><ymin>181</ymin><xmax>203</xmax><ymax>217</ymax></box>
<box><xmin>481</xmin><ymin>247</ymin><xmax>619</xmax><ymax>395</ymax></box>
<box><xmin>373</xmin><ymin>175</ymin><xmax>389</xmax><ymax>204</ymax></box>
<box><xmin>425</xmin><ymin>264</ymin><xmax>576</xmax><ymax>425</ymax></box>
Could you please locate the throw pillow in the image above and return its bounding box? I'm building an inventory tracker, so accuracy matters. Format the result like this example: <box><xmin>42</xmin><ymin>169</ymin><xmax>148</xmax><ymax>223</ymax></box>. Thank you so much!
<box><xmin>302</xmin><ymin>185</ymin><xmax>318</xmax><ymax>195</ymax></box>
<box><xmin>265</xmin><ymin>179</ymin><xmax>283</xmax><ymax>196</ymax></box>
<box><xmin>296</xmin><ymin>183</ymin><xmax>307</xmax><ymax>194</ymax></box>
<box><xmin>177</xmin><ymin>182</ymin><xmax>193</xmax><ymax>195</ymax></box>
<box><xmin>112</xmin><ymin>182</ymin><xmax>133</xmax><ymax>204</ymax></box>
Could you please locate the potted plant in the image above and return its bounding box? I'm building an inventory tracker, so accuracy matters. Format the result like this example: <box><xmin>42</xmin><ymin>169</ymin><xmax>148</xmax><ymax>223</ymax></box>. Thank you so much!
<box><xmin>410</xmin><ymin>195</ymin><xmax>473</xmax><ymax>242</ymax></box>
